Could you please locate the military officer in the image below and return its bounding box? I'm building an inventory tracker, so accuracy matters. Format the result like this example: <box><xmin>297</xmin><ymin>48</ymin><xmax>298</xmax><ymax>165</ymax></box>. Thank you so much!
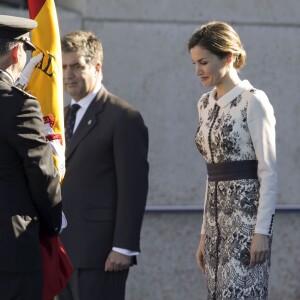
<box><xmin>0</xmin><ymin>15</ymin><xmax>62</xmax><ymax>299</ymax></box>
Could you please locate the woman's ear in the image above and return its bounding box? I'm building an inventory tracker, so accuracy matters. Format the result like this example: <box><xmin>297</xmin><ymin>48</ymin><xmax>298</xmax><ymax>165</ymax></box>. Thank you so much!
<box><xmin>225</xmin><ymin>53</ymin><xmax>233</xmax><ymax>64</ymax></box>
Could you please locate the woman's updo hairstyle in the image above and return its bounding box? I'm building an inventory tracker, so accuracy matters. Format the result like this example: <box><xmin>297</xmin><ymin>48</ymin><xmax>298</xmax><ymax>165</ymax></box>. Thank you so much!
<box><xmin>188</xmin><ymin>21</ymin><xmax>247</xmax><ymax>70</ymax></box>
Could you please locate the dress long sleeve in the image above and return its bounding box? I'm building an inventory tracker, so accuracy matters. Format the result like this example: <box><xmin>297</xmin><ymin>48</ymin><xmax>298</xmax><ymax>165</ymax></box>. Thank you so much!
<box><xmin>247</xmin><ymin>90</ymin><xmax>277</xmax><ymax>235</ymax></box>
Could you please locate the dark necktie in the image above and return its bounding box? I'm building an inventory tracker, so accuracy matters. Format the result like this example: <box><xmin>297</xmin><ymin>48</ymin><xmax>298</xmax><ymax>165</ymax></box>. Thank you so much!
<box><xmin>65</xmin><ymin>103</ymin><xmax>80</xmax><ymax>146</ymax></box>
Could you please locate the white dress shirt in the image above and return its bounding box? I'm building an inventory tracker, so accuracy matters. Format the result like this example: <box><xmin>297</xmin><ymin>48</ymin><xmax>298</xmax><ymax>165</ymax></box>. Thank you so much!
<box><xmin>70</xmin><ymin>85</ymin><xmax>101</xmax><ymax>133</ymax></box>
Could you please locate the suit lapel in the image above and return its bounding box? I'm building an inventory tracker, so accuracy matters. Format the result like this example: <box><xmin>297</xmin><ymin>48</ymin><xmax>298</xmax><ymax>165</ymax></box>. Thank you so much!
<box><xmin>65</xmin><ymin>87</ymin><xmax>108</xmax><ymax>160</ymax></box>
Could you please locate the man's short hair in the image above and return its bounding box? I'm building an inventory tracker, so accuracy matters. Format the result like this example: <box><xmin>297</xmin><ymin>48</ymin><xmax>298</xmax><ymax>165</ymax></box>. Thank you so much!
<box><xmin>0</xmin><ymin>38</ymin><xmax>21</xmax><ymax>56</ymax></box>
<box><xmin>61</xmin><ymin>31</ymin><xmax>103</xmax><ymax>65</ymax></box>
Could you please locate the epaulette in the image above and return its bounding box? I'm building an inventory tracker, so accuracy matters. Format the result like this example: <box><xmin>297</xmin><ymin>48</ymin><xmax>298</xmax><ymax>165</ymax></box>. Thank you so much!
<box><xmin>11</xmin><ymin>85</ymin><xmax>36</xmax><ymax>99</ymax></box>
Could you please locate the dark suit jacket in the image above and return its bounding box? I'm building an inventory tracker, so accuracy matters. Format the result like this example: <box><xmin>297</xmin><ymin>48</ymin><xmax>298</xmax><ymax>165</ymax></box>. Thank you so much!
<box><xmin>0</xmin><ymin>70</ymin><xmax>62</xmax><ymax>272</ymax></box>
<box><xmin>60</xmin><ymin>85</ymin><xmax>149</xmax><ymax>268</ymax></box>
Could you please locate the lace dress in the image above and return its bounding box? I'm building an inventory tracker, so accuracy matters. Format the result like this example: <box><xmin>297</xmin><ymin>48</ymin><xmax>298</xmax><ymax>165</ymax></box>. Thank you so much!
<box><xmin>195</xmin><ymin>80</ymin><xmax>277</xmax><ymax>300</ymax></box>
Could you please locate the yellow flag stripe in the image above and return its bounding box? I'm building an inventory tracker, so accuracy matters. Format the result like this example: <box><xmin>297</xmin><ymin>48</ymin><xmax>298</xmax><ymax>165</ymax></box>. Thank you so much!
<box><xmin>27</xmin><ymin>0</ymin><xmax>65</xmax><ymax>179</ymax></box>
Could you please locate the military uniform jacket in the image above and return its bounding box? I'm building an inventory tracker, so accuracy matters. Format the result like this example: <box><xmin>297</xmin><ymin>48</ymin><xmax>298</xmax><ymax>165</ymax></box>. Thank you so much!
<box><xmin>0</xmin><ymin>70</ymin><xmax>62</xmax><ymax>272</ymax></box>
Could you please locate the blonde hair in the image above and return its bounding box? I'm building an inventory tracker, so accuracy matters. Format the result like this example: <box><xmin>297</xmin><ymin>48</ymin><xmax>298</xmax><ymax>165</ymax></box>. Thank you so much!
<box><xmin>188</xmin><ymin>21</ymin><xmax>247</xmax><ymax>70</ymax></box>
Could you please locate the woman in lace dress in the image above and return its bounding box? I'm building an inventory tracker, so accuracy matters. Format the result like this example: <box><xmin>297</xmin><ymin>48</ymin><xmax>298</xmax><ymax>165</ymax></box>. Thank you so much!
<box><xmin>188</xmin><ymin>21</ymin><xmax>277</xmax><ymax>299</ymax></box>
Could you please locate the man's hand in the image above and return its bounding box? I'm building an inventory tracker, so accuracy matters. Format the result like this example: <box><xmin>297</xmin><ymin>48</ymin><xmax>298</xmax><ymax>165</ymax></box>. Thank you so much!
<box><xmin>249</xmin><ymin>233</ymin><xmax>270</xmax><ymax>267</ymax></box>
<box><xmin>195</xmin><ymin>234</ymin><xmax>205</xmax><ymax>273</ymax></box>
<box><xmin>104</xmin><ymin>250</ymin><xmax>132</xmax><ymax>272</ymax></box>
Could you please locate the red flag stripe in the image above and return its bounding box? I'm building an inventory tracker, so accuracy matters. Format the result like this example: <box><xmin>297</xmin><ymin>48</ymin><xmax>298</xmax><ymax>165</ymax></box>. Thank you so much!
<box><xmin>28</xmin><ymin>0</ymin><xmax>46</xmax><ymax>19</ymax></box>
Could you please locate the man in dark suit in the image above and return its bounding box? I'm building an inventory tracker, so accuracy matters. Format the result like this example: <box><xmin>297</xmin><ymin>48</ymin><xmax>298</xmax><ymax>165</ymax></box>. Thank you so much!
<box><xmin>0</xmin><ymin>15</ymin><xmax>62</xmax><ymax>299</ymax></box>
<box><xmin>58</xmin><ymin>30</ymin><xmax>149</xmax><ymax>300</ymax></box>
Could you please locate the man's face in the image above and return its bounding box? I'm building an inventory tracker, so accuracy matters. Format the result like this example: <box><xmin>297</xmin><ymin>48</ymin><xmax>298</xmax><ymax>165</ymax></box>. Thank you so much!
<box><xmin>62</xmin><ymin>52</ymin><xmax>100</xmax><ymax>101</ymax></box>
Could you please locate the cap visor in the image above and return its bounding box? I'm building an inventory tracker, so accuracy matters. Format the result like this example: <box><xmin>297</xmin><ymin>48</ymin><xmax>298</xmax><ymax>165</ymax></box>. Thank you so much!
<box><xmin>24</xmin><ymin>40</ymin><xmax>36</xmax><ymax>51</ymax></box>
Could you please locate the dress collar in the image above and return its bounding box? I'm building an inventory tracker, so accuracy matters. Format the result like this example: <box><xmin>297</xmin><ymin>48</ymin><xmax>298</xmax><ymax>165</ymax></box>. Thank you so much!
<box><xmin>210</xmin><ymin>80</ymin><xmax>253</xmax><ymax>108</ymax></box>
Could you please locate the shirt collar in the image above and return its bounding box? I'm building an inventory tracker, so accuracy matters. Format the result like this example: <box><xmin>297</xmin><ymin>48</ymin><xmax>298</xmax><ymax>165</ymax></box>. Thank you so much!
<box><xmin>70</xmin><ymin>84</ymin><xmax>102</xmax><ymax>109</ymax></box>
<box><xmin>210</xmin><ymin>80</ymin><xmax>253</xmax><ymax>108</ymax></box>
<box><xmin>0</xmin><ymin>69</ymin><xmax>15</xmax><ymax>85</ymax></box>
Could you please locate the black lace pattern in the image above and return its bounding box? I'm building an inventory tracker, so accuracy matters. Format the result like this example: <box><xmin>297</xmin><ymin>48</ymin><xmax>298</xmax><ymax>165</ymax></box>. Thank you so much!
<box><xmin>195</xmin><ymin>91</ymin><xmax>271</xmax><ymax>299</ymax></box>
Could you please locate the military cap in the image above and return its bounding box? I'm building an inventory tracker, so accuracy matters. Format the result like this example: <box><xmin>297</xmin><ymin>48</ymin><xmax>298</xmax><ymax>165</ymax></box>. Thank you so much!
<box><xmin>0</xmin><ymin>15</ymin><xmax>37</xmax><ymax>51</ymax></box>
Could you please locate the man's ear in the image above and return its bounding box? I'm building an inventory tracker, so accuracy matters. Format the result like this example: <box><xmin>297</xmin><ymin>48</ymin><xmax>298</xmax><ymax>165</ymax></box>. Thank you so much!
<box><xmin>95</xmin><ymin>62</ymin><xmax>101</xmax><ymax>73</ymax></box>
<box><xmin>10</xmin><ymin>44</ymin><xmax>20</xmax><ymax>64</ymax></box>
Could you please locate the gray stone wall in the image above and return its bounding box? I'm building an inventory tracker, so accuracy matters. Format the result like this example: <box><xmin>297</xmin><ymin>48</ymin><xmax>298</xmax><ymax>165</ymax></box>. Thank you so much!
<box><xmin>126</xmin><ymin>212</ymin><xmax>300</xmax><ymax>300</ymax></box>
<box><xmin>1</xmin><ymin>1</ymin><xmax>299</xmax><ymax>298</ymax></box>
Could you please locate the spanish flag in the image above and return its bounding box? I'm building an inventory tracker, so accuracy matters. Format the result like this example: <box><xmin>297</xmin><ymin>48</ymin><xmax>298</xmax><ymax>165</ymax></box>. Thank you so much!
<box><xmin>27</xmin><ymin>0</ymin><xmax>65</xmax><ymax>180</ymax></box>
<box><xmin>27</xmin><ymin>1</ymin><xmax>73</xmax><ymax>299</ymax></box>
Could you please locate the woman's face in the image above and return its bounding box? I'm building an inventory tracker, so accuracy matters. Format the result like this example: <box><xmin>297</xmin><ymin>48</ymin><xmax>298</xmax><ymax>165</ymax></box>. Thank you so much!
<box><xmin>190</xmin><ymin>45</ymin><xmax>228</xmax><ymax>89</ymax></box>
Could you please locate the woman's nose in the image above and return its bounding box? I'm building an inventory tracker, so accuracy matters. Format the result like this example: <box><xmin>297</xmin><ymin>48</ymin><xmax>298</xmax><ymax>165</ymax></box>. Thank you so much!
<box><xmin>195</xmin><ymin>63</ymin><xmax>202</xmax><ymax>76</ymax></box>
